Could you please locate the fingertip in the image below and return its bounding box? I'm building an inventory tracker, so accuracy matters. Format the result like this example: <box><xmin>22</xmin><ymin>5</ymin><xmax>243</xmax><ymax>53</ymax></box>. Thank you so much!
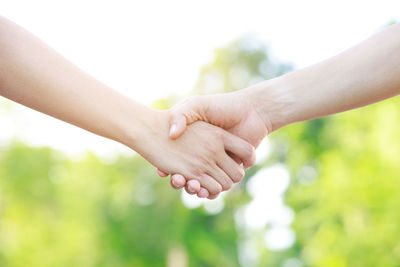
<box><xmin>170</xmin><ymin>174</ymin><xmax>186</xmax><ymax>189</ymax></box>
<box><xmin>238</xmin><ymin>167</ymin><xmax>245</xmax><ymax>180</ymax></box>
<box><xmin>187</xmin><ymin>179</ymin><xmax>201</xmax><ymax>193</ymax></box>
<box><xmin>169</xmin><ymin>123</ymin><xmax>178</xmax><ymax>138</ymax></box>
<box><xmin>172</xmin><ymin>174</ymin><xmax>186</xmax><ymax>186</ymax></box>
<box><xmin>157</xmin><ymin>169</ymin><xmax>169</xmax><ymax>177</ymax></box>
<box><xmin>169</xmin><ymin>114</ymin><xmax>187</xmax><ymax>139</ymax></box>
<box><xmin>185</xmin><ymin>184</ymin><xmax>195</xmax><ymax>195</ymax></box>
<box><xmin>243</xmin><ymin>147</ymin><xmax>256</xmax><ymax>169</ymax></box>
<box><xmin>207</xmin><ymin>193</ymin><xmax>219</xmax><ymax>200</ymax></box>
<box><xmin>197</xmin><ymin>188</ymin><xmax>209</xmax><ymax>198</ymax></box>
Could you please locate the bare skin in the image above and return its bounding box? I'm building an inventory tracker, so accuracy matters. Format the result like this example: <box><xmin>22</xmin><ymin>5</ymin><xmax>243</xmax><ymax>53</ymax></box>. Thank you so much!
<box><xmin>160</xmin><ymin>23</ymin><xmax>400</xmax><ymax>198</ymax></box>
<box><xmin>0</xmin><ymin>16</ymin><xmax>257</xmax><ymax>198</ymax></box>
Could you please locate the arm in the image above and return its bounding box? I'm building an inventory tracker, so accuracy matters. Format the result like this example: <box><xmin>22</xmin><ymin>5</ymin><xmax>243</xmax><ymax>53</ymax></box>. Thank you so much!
<box><xmin>0</xmin><ymin>16</ymin><xmax>144</xmax><ymax>145</ymax></box>
<box><xmin>250</xmin><ymin>23</ymin><xmax>400</xmax><ymax>131</ymax></box>
<box><xmin>164</xmin><ymin>23</ymin><xmax>400</xmax><ymax>193</ymax></box>
<box><xmin>0</xmin><ymin>17</ymin><xmax>256</xmax><ymax>198</ymax></box>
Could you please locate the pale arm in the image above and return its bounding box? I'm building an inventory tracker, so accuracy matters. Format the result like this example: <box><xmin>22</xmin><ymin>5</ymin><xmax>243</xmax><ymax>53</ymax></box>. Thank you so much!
<box><xmin>0</xmin><ymin>16</ymin><xmax>145</xmax><ymax>145</ymax></box>
<box><xmin>250</xmin><ymin>23</ymin><xmax>400</xmax><ymax>131</ymax></box>
<box><xmin>0</xmin><ymin>17</ymin><xmax>256</xmax><ymax>198</ymax></box>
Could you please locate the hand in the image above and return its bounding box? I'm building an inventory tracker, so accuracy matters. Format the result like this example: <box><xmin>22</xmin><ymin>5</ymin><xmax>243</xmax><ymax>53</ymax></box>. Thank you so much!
<box><xmin>156</xmin><ymin>86</ymin><xmax>271</xmax><ymax>198</ymax></box>
<box><xmin>130</xmin><ymin>110</ymin><xmax>256</xmax><ymax>196</ymax></box>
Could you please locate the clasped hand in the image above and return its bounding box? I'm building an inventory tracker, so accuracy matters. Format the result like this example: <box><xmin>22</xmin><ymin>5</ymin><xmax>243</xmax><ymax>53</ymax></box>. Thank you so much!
<box><xmin>156</xmin><ymin>90</ymin><xmax>270</xmax><ymax>199</ymax></box>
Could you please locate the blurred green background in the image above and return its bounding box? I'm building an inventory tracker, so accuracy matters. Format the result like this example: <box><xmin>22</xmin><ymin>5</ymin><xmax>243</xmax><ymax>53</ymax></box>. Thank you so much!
<box><xmin>1</xmin><ymin>31</ymin><xmax>400</xmax><ymax>267</ymax></box>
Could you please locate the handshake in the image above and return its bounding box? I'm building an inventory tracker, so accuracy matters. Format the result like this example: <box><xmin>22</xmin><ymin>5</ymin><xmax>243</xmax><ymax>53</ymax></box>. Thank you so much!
<box><xmin>146</xmin><ymin>87</ymin><xmax>273</xmax><ymax>200</ymax></box>
<box><xmin>2</xmin><ymin>17</ymin><xmax>398</xmax><ymax>201</ymax></box>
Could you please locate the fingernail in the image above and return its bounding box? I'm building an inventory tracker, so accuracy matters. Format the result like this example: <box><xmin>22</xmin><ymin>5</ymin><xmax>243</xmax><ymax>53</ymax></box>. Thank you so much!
<box><xmin>169</xmin><ymin>124</ymin><xmax>177</xmax><ymax>136</ymax></box>
<box><xmin>171</xmin><ymin>179</ymin><xmax>177</xmax><ymax>187</ymax></box>
<box><xmin>198</xmin><ymin>188</ymin><xmax>209</xmax><ymax>198</ymax></box>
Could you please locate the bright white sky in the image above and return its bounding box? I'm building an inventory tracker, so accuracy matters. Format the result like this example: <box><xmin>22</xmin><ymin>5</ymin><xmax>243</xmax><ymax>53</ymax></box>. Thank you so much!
<box><xmin>0</xmin><ymin>0</ymin><xmax>399</xmax><ymax>156</ymax></box>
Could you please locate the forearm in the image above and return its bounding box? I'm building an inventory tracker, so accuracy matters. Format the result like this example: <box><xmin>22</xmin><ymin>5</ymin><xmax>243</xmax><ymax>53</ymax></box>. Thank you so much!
<box><xmin>250</xmin><ymin>23</ymin><xmax>400</xmax><ymax>131</ymax></box>
<box><xmin>0</xmin><ymin>16</ymin><xmax>151</xmax><ymax>146</ymax></box>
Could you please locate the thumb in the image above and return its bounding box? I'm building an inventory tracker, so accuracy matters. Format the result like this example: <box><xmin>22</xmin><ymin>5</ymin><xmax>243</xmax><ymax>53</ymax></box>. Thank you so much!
<box><xmin>169</xmin><ymin>113</ymin><xmax>187</xmax><ymax>139</ymax></box>
<box><xmin>169</xmin><ymin>96</ymin><xmax>207</xmax><ymax>139</ymax></box>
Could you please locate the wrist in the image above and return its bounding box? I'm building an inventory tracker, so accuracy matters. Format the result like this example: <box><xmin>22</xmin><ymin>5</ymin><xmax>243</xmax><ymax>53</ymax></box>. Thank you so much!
<box><xmin>115</xmin><ymin>100</ymin><xmax>166</xmax><ymax>152</ymax></box>
<box><xmin>243</xmin><ymin>75</ymin><xmax>297</xmax><ymax>133</ymax></box>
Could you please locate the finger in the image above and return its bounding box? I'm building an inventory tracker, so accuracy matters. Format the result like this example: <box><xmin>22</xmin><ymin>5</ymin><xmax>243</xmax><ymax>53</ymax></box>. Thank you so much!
<box><xmin>170</xmin><ymin>174</ymin><xmax>186</xmax><ymax>190</ymax></box>
<box><xmin>227</xmin><ymin>153</ymin><xmax>242</xmax><ymax>164</ymax></box>
<box><xmin>169</xmin><ymin>113</ymin><xmax>187</xmax><ymax>139</ymax></box>
<box><xmin>169</xmin><ymin>96</ymin><xmax>206</xmax><ymax>140</ymax></box>
<box><xmin>207</xmin><ymin>193</ymin><xmax>219</xmax><ymax>200</ymax></box>
<box><xmin>157</xmin><ymin>169</ymin><xmax>169</xmax><ymax>177</ymax></box>
<box><xmin>197</xmin><ymin>187</ymin><xmax>210</xmax><ymax>198</ymax></box>
<box><xmin>218</xmin><ymin>154</ymin><xmax>245</xmax><ymax>183</ymax></box>
<box><xmin>197</xmin><ymin>174</ymin><xmax>222</xmax><ymax>196</ymax></box>
<box><xmin>207</xmin><ymin>166</ymin><xmax>233</xmax><ymax>191</ymax></box>
<box><xmin>186</xmin><ymin>179</ymin><xmax>201</xmax><ymax>194</ymax></box>
<box><xmin>223</xmin><ymin>132</ymin><xmax>256</xmax><ymax>169</ymax></box>
<box><xmin>185</xmin><ymin>185</ymin><xmax>194</xmax><ymax>195</ymax></box>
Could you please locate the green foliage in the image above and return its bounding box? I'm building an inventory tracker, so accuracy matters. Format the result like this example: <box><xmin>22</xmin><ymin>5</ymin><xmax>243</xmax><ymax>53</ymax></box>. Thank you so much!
<box><xmin>0</xmin><ymin>143</ymin><xmax>240</xmax><ymax>266</ymax></box>
<box><xmin>279</xmin><ymin>98</ymin><xmax>400</xmax><ymax>267</ymax></box>
<box><xmin>261</xmin><ymin>23</ymin><xmax>400</xmax><ymax>266</ymax></box>
<box><xmin>2</xmin><ymin>32</ymin><xmax>399</xmax><ymax>267</ymax></box>
<box><xmin>185</xmin><ymin>34</ymin><xmax>400</xmax><ymax>267</ymax></box>
<box><xmin>194</xmin><ymin>36</ymin><xmax>292</xmax><ymax>94</ymax></box>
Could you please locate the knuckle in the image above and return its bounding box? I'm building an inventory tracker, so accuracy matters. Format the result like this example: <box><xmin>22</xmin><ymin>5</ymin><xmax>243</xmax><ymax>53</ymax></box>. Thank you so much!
<box><xmin>214</xmin><ymin>129</ymin><xmax>225</xmax><ymax>140</ymax></box>
<box><xmin>209</xmin><ymin>146</ymin><xmax>220</xmax><ymax>156</ymax></box>
<box><xmin>191</xmin><ymin>167</ymin><xmax>203</xmax><ymax>177</ymax></box>
<box><xmin>199</xmin><ymin>156</ymin><xmax>213</xmax><ymax>168</ymax></box>
<box><xmin>204</xmin><ymin>141</ymin><xmax>220</xmax><ymax>155</ymax></box>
